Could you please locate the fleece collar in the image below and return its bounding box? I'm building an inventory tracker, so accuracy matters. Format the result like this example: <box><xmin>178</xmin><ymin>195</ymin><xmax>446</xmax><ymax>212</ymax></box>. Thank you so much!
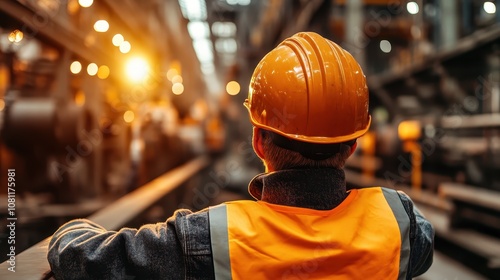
<box><xmin>248</xmin><ymin>168</ymin><xmax>348</xmax><ymax>210</ymax></box>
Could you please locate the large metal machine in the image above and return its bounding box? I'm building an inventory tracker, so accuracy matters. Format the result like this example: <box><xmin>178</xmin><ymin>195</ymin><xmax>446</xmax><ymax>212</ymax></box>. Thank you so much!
<box><xmin>0</xmin><ymin>0</ymin><xmax>201</xmax><ymax>258</ymax></box>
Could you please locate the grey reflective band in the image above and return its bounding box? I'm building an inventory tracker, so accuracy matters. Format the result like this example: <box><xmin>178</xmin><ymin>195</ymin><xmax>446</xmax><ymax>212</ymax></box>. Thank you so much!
<box><xmin>209</xmin><ymin>204</ymin><xmax>232</xmax><ymax>280</ymax></box>
<box><xmin>382</xmin><ymin>188</ymin><xmax>411</xmax><ymax>280</ymax></box>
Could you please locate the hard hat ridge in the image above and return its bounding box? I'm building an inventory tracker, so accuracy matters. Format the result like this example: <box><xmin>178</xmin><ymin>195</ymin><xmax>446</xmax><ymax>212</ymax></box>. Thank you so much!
<box><xmin>245</xmin><ymin>31</ymin><xmax>371</xmax><ymax>144</ymax></box>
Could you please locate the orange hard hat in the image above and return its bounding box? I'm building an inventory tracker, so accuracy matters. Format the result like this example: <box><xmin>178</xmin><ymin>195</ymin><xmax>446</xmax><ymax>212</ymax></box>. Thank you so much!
<box><xmin>244</xmin><ymin>32</ymin><xmax>371</xmax><ymax>144</ymax></box>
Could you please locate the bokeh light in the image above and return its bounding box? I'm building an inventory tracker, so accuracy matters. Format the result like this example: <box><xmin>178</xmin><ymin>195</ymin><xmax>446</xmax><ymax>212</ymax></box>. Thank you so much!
<box><xmin>226</xmin><ymin>81</ymin><xmax>240</xmax><ymax>95</ymax></box>
<box><xmin>87</xmin><ymin>63</ymin><xmax>98</xmax><ymax>76</ymax></box>
<box><xmin>125</xmin><ymin>57</ymin><xmax>150</xmax><ymax>83</ymax></box>
<box><xmin>70</xmin><ymin>61</ymin><xmax>82</xmax><ymax>74</ymax></box>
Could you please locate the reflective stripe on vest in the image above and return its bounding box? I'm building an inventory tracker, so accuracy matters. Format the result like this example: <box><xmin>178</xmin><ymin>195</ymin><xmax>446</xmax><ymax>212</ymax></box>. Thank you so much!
<box><xmin>210</xmin><ymin>204</ymin><xmax>232</xmax><ymax>279</ymax></box>
<box><xmin>209</xmin><ymin>187</ymin><xmax>411</xmax><ymax>280</ymax></box>
<box><xmin>382</xmin><ymin>188</ymin><xmax>411</xmax><ymax>280</ymax></box>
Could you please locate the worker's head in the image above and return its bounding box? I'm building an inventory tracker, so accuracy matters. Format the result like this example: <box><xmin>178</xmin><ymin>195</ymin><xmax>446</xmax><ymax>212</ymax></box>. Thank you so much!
<box><xmin>244</xmin><ymin>32</ymin><xmax>371</xmax><ymax>171</ymax></box>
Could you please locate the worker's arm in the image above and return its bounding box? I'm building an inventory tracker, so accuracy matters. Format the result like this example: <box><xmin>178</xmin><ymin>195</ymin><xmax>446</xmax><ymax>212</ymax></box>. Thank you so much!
<box><xmin>397</xmin><ymin>192</ymin><xmax>435</xmax><ymax>278</ymax></box>
<box><xmin>47</xmin><ymin>209</ymin><xmax>210</xmax><ymax>279</ymax></box>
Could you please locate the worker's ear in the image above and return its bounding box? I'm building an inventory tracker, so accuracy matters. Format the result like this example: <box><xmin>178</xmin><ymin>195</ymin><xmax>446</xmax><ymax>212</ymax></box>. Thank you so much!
<box><xmin>252</xmin><ymin>127</ymin><xmax>265</xmax><ymax>160</ymax></box>
<box><xmin>349</xmin><ymin>141</ymin><xmax>358</xmax><ymax>156</ymax></box>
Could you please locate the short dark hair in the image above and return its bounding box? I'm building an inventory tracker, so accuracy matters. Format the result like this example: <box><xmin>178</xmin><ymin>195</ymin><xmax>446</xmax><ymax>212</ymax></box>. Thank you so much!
<box><xmin>259</xmin><ymin>129</ymin><xmax>352</xmax><ymax>170</ymax></box>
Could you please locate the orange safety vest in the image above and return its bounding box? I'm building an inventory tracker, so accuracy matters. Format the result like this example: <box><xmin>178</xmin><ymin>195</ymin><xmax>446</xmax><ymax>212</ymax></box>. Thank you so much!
<box><xmin>209</xmin><ymin>187</ymin><xmax>410</xmax><ymax>280</ymax></box>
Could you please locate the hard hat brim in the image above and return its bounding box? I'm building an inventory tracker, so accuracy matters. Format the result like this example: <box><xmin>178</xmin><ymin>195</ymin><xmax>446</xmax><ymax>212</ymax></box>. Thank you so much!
<box><xmin>245</xmin><ymin>100</ymin><xmax>371</xmax><ymax>144</ymax></box>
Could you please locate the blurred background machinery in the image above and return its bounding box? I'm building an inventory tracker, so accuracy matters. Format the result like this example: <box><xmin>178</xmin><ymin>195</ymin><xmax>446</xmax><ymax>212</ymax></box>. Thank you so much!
<box><xmin>0</xmin><ymin>0</ymin><xmax>499</xmax><ymax>279</ymax></box>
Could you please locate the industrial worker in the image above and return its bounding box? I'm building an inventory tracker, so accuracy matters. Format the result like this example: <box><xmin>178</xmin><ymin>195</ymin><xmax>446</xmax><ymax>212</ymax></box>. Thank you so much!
<box><xmin>47</xmin><ymin>32</ymin><xmax>434</xmax><ymax>279</ymax></box>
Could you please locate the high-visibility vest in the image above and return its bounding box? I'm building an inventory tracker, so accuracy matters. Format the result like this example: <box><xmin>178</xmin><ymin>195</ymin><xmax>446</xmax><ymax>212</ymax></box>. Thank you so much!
<box><xmin>209</xmin><ymin>187</ymin><xmax>410</xmax><ymax>280</ymax></box>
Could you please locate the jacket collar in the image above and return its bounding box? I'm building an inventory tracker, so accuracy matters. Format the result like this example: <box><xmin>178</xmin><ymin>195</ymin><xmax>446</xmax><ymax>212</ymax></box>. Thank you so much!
<box><xmin>248</xmin><ymin>168</ymin><xmax>348</xmax><ymax>210</ymax></box>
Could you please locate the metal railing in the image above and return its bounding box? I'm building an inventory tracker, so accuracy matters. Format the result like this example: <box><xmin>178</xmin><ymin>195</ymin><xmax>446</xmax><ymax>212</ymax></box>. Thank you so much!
<box><xmin>0</xmin><ymin>156</ymin><xmax>209</xmax><ymax>279</ymax></box>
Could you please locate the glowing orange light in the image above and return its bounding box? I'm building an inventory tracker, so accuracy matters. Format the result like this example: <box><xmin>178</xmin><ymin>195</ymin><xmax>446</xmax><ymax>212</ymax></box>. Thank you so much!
<box><xmin>172</xmin><ymin>83</ymin><xmax>184</xmax><ymax>95</ymax></box>
<box><xmin>123</xmin><ymin>110</ymin><xmax>135</xmax><ymax>123</ymax></box>
<box><xmin>74</xmin><ymin>91</ymin><xmax>85</xmax><ymax>106</ymax></box>
<box><xmin>97</xmin><ymin>65</ymin><xmax>110</xmax><ymax>79</ymax></box>
<box><xmin>226</xmin><ymin>81</ymin><xmax>240</xmax><ymax>95</ymax></box>
<box><xmin>166</xmin><ymin>68</ymin><xmax>179</xmax><ymax>81</ymax></box>
<box><xmin>398</xmin><ymin>120</ymin><xmax>421</xmax><ymax>141</ymax></box>
<box><xmin>8</xmin><ymin>30</ymin><xmax>23</xmax><ymax>43</ymax></box>
<box><xmin>125</xmin><ymin>57</ymin><xmax>149</xmax><ymax>83</ymax></box>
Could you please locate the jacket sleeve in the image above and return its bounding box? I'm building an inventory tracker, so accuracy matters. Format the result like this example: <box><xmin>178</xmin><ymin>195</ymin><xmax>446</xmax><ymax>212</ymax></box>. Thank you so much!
<box><xmin>397</xmin><ymin>191</ymin><xmax>435</xmax><ymax>278</ymax></box>
<box><xmin>47</xmin><ymin>209</ymin><xmax>192</xmax><ymax>280</ymax></box>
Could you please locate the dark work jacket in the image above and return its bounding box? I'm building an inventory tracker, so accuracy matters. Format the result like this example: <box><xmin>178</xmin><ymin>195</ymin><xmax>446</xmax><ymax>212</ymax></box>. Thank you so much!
<box><xmin>47</xmin><ymin>168</ymin><xmax>434</xmax><ymax>279</ymax></box>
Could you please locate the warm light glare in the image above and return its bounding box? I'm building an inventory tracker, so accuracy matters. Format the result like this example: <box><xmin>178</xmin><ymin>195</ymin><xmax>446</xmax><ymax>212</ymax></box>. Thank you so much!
<box><xmin>94</xmin><ymin>20</ymin><xmax>109</xmax><ymax>32</ymax></box>
<box><xmin>74</xmin><ymin>91</ymin><xmax>85</xmax><ymax>106</ymax></box>
<box><xmin>8</xmin><ymin>30</ymin><xmax>23</xmax><ymax>43</ymax></box>
<box><xmin>70</xmin><ymin>61</ymin><xmax>82</xmax><ymax>74</ymax></box>
<box><xmin>119</xmin><ymin>41</ymin><xmax>131</xmax><ymax>53</ymax></box>
<box><xmin>97</xmin><ymin>65</ymin><xmax>110</xmax><ymax>79</ymax></box>
<box><xmin>125</xmin><ymin>57</ymin><xmax>149</xmax><ymax>82</ymax></box>
<box><xmin>78</xmin><ymin>0</ymin><xmax>93</xmax><ymax>8</ymax></box>
<box><xmin>172</xmin><ymin>75</ymin><xmax>183</xmax><ymax>84</ymax></box>
<box><xmin>171</xmin><ymin>61</ymin><xmax>182</xmax><ymax>74</ymax></box>
<box><xmin>226</xmin><ymin>81</ymin><xmax>240</xmax><ymax>95</ymax></box>
<box><xmin>398</xmin><ymin>120</ymin><xmax>421</xmax><ymax>141</ymax></box>
<box><xmin>123</xmin><ymin>110</ymin><xmax>135</xmax><ymax>123</ymax></box>
<box><xmin>112</xmin><ymin>34</ymin><xmax>124</xmax><ymax>46</ymax></box>
<box><xmin>0</xmin><ymin>99</ymin><xmax>5</xmax><ymax>111</ymax></box>
<box><xmin>172</xmin><ymin>83</ymin><xmax>184</xmax><ymax>95</ymax></box>
<box><xmin>166</xmin><ymin>68</ymin><xmax>179</xmax><ymax>81</ymax></box>
<box><xmin>407</xmin><ymin>2</ymin><xmax>419</xmax><ymax>14</ymax></box>
<box><xmin>484</xmin><ymin>2</ymin><xmax>496</xmax><ymax>14</ymax></box>
<box><xmin>380</xmin><ymin>40</ymin><xmax>392</xmax><ymax>53</ymax></box>
<box><xmin>87</xmin><ymin>63</ymin><xmax>98</xmax><ymax>76</ymax></box>
<box><xmin>360</xmin><ymin>132</ymin><xmax>375</xmax><ymax>153</ymax></box>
